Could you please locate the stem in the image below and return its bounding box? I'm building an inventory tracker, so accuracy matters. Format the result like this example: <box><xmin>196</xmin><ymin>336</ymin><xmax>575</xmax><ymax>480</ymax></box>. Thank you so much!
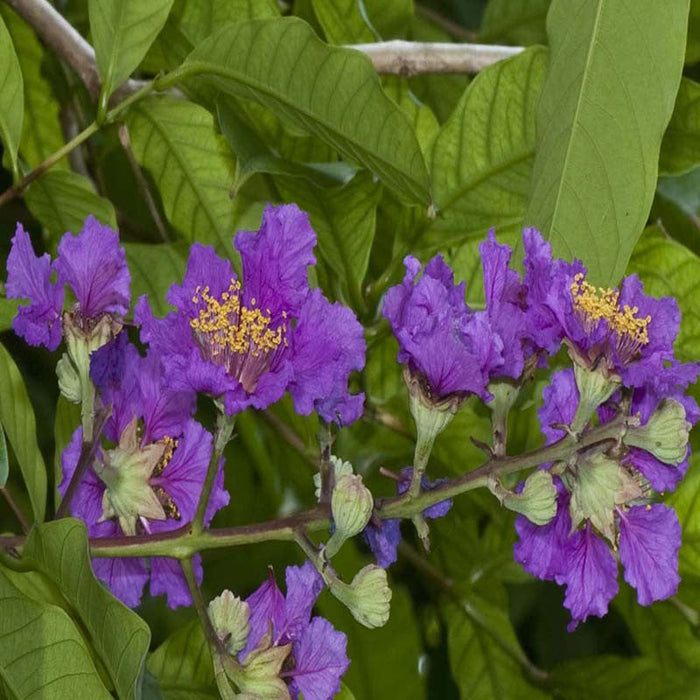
<box><xmin>318</xmin><ymin>421</ymin><xmax>333</xmax><ymax>504</ymax></box>
<box><xmin>0</xmin><ymin>487</ymin><xmax>30</xmax><ymax>533</ymax></box>
<box><xmin>192</xmin><ymin>411</ymin><xmax>236</xmax><ymax>533</ymax></box>
<box><xmin>55</xmin><ymin>410</ymin><xmax>110</xmax><ymax>519</ymax></box>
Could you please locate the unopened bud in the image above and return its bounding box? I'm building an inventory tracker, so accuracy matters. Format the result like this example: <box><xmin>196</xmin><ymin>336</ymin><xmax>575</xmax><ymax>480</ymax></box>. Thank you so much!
<box><xmin>208</xmin><ymin>590</ymin><xmax>250</xmax><ymax>655</ymax></box>
<box><xmin>625</xmin><ymin>399</ymin><xmax>690</xmax><ymax>466</ymax></box>
<box><xmin>570</xmin><ymin>363</ymin><xmax>620</xmax><ymax>433</ymax></box>
<box><xmin>226</xmin><ymin>631</ymin><xmax>291</xmax><ymax>699</ymax></box>
<box><xmin>325</xmin><ymin>474</ymin><xmax>374</xmax><ymax>559</ymax></box>
<box><xmin>489</xmin><ymin>470</ymin><xmax>557</xmax><ymax>526</ymax></box>
<box><xmin>314</xmin><ymin>456</ymin><xmax>353</xmax><ymax>501</ymax></box>
<box><xmin>330</xmin><ymin>564</ymin><xmax>392</xmax><ymax>629</ymax></box>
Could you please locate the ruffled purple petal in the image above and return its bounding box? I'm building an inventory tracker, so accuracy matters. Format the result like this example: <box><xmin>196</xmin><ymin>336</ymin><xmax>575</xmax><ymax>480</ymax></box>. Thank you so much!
<box><xmin>55</xmin><ymin>216</ymin><xmax>130</xmax><ymax>318</ymax></box>
<box><xmin>289</xmin><ymin>617</ymin><xmax>349</xmax><ymax>700</ymax></box>
<box><xmin>288</xmin><ymin>289</ymin><xmax>366</xmax><ymax>425</ymax></box>
<box><xmin>92</xmin><ymin>556</ymin><xmax>148</xmax><ymax>608</ymax></box>
<box><xmin>623</xmin><ymin>448</ymin><xmax>685</xmax><ymax>493</ymax></box>
<box><xmin>618</xmin><ymin>504</ymin><xmax>681</xmax><ymax>606</ymax></box>
<box><xmin>149</xmin><ymin>554</ymin><xmax>202</xmax><ymax>609</ymax></box>
<box><xmin>6</xmin><ymin>224</ymin><xmax>64</xmax><ymax>350</ymax></box>
<box><xmin>204</xmin><ymin>458</ymin><xmax>229</xmax><ymax>527</ymax></box>
<box><xmin>557</xmin><ymin>523</ymin><xmax>619</xmax><ymax>631</ymax></box>
<box><xmin>363</xmin><ymin>518</ymin><xmax>401</xmax><ymax>569</ymax></box>
<box><xmin>538</xmin><ymin>368</ymin><xmax>578</xmax><ymax>443</ymax></box>
<box><xmin>281</xmin><ymin>562</ymin><xmax>324</xmax><ymax>642</ymax></box>
<box><xmin>235</xmin><ymin>204</ymin><xmax>316</xmax><ymax>319</ymax></box>
<box><xmin>243</xmin><ymin>571</ymin><xmax>286</xmax><ymax>659</ymax></box>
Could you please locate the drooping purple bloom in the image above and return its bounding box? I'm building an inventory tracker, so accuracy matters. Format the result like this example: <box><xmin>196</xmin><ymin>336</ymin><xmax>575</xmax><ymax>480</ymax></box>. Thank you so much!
<box><xmin>383</xmin><ymin>254</ymin><xmax>503</xmax><ymax>401</ymax></box>
<box><xmin>364</xmin><ymin>467</ymin><xmax>452</xmax><ymax>568</ymax></box>
<box><xmin>6</xmin><ymin>224</ymin><xmax>64</xmax><ymax>350</ymax></box>
<box><xmin>242</xmin><ymin>562</ymin><xmax>349</xmax><ymax>699</ymax></box>
<box><xmin>6</xmin><ymin>217</ymin><xmax>130</xmax><ymax>350</ymax></box>
<box><xmin>59</xmin><ymin>343</ymin><xmax>228</xmax><ymax>609</ymax></box>
<box><xmin>135</xmin><ymin>204</ymin><xmax>365</xmax><ymax>423</ymax></box>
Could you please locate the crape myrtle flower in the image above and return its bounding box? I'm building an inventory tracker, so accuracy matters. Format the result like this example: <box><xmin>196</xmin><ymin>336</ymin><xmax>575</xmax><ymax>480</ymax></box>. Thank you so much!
<box><xmin>514</xmin><ymin>368</ymin><xmax>694</xmax><ymax>630</ymax></box>
<box><xmin>240</xmin><ymin>562</ymin><xmax>349</xmax><ymax>700</ymax></box>
<box><xmin>59</xmin><ymin>338</ymin><xmax>229</xmax><ymax>608</ymax></box>
<box><xmin>6</xmin><ymin>217</ymin><xmax>129</xmax><ymax>351</ymax></box>
<box><xmin>364</xmin><ymin>467</ymin><xmax>452</xmax><ymax>568</ymax></box>
<box><xmin>135</xmin><ymin>204</ymin><xmax>365</xmax><ymax>424</ymax></box>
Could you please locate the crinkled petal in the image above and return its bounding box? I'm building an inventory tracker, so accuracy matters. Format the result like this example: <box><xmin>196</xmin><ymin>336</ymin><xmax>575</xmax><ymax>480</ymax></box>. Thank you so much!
<box><xmin>6</xmin><ymin>223</ymin><xmax>64</xmax><ymax>349</ymax></box>
<box><xmin>289</xmin><ymin>616</ymin><xmax>349</xmax><ymax>700</ymax></box>
<box><xmin>55</xmin><ymin>216</ymin><xmax>130</xmax><ymax>318</ymax></box>
<box><xmin>624</xmin><ymin>448</ymin><xmax>685</xmax><ymax>493</ymax></box>
<box><xmin>538</xmin><ymin>368</ymin><xmax>578</xmax><ymax>443</ymax></box>
<box><xmin>289</xmin><ymin>289</ymin><xmax>366</xmax><ymax>425</ymax></box>
<box><xmin>282</xmin><ymin>562</ymin><xmax>324</xmax><ymax>642</ymax></box>
<box><xmin>150</xmin><ymin>554</ymin><xmax>202</xmax><ymax>609</ymax></box>
<box><xmin>92</xmin><ymin>556</ymin><xmax>148</xmax><ymax>608</ymax></box>
<box><xmin>363</xmin><ymin>518</ymin><xmax>401</xmax><ymax>569</ymax></box>
<box><xmin>243</xmin><ymin>571</ymin><xmax>286</xmax><ymax>659</ymax></box>
<box><xmin>618</xmin><ymin>504</ymin><xmax>681</xmax><ymax>606</ymax></box>
<box><xmin>557</xmin><ymin>524</ymin><xmax>619</xmax><ymax>631</ymax></box>
<box><xmin>235</xmin><ymin>204</ymin><xmax>316</xmax><ymax>318</ymax></box>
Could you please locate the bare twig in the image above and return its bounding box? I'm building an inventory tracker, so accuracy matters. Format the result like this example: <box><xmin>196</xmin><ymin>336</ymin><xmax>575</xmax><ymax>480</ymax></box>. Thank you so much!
<box><xmin>0</xmin><ymin>487</ymin><xmax>31</xmax><ymax>533</ymax></box>
<box><xmin>415</xmin><ymin>3</ymin><xmax>478</xmax><ymax>41</ymax></box>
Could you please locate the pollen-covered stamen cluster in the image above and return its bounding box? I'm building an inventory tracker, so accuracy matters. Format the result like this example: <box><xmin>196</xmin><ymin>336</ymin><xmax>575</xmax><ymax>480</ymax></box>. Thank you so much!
<box><xmin>190</xmin><ymin>281</ymin><xmax>287</xmax><ymax>393</ymax></box>
<box><xmin>571</xmin><ymin>273</ymin><xmax>651</xmax><ymax>363</ymax></box>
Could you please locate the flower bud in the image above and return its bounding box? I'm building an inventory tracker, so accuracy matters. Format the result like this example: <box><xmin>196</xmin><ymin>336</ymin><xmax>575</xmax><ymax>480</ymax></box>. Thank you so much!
<box><xmin>330</xmin><ymin>564</ymin><xmax>392</xmax><ymax>629</ymax></box>
<box><xmin>489</xmin><ymin>471</ymin><xmax>558</xmax><ymax>526</ymax></box>
<box><xmin>208</xmin><ymin>590</ymin><xmax>250</xmax><ymax>655</ymax></box>
<box><xmin>324</xmin><ymin>474</ymin><xmax>374</xmax><ymax>559</ymax></box>
<box><xmin>570</xmin><ymin>363</ymin><xmax>621</xmax><ymax>433</ymax></box>
<box><xmin>625</xmin><ymin>399</ymin><xmax>690</xmax><ymax>466</ymax></box>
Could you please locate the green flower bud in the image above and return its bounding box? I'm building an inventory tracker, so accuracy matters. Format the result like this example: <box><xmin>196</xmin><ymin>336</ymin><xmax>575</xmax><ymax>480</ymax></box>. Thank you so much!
<box><xmin>570</xmin><ymin>363</ymin><xmax>621</xmax><ymax>433</ymax></box>
<box><xmin>330</xmin><ymin>564</ymin><xmax>392</xmax><ymax>629</ymax></box>
<box><xmin>314</xmin><ymin>455</ymin><xmax>353</xmax><ymax>501</ymax></box>
<box><xmin>208</xmin><ymin>590</ymin><xmax>250</xmax><ymax>656</ymax></box>
<box><xmin>226</xmin><ymin>631</ymin><xmax>291</xmax><ymax>700</ymax></box>
<box><xmin>625</xmin><ymin>399</ymin><xmax>690</xmax><ymax>466</ymax></box>
<box><xmin>489</xmin><ymin>470</ymin><xmax>558</xmax><ymax>526</ymax></box>
<box><xmin>94</xmin><ymin>418</ymin><xmax>167</xmax><ymax>536</ymax></box>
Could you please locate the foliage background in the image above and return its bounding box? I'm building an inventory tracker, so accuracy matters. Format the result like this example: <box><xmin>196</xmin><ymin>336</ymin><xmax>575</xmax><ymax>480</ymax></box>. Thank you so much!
<box><xmin>1</xmin><ymin>0</ymin><xmax>700</xmax><ymax>697</ymax></box>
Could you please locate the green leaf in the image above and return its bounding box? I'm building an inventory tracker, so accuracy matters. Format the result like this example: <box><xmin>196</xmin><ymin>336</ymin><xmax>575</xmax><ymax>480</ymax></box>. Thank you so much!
<box><xmin>660</xmin><ymin>78</ymin><xmax>700</xmax><ymax>176</ymax></box>
<box><xmin>24</xmin><ymin>170</ymin><xmax>117</xmax><ymax>246</ymax></box>
<box><xmin>479</xmin><ymin>0</ymin><xmax>551</xmax><ymax>45</ymax></box>
<box><xmin>627</xmin><ymin>227</ymin><xmax>700</xmax><ymax>363</ymax></box>
<box><xmin>335</xmin><ymin>683</ymin><xmax>357</xmax><ymax>700</ymax></box>
<box><xmin>126</xmin><ymin>96</ymin><xmax>242</xmax><ymax>250</ymax></box>
<box><xmin>89</xmin><ymin>0</ymin><xmax>174</xmax><ymax>100</ymax></box>
<box><xmin>0</xmin><ymin>298</ymin><xmax>19</xmax><ymax>333</ymax></box>
<box><xmin>125</xmin><ymin>242</ymin><xmax>187</xmax><ymax>316</ymax></box>
<box><xmin>0</xmin><ymin>12</ymin><xmax>23</xmax><ymax>179</ymax></box>
<box><xmin>382</xmin><ymin>76</ymin><xmax>439</xmax><ymax>153</ymax></box>
<box><xmin>651</xmin><ymin>168</ymin><xmax>700</xmax><ymax>257</ymax></box>
<box><xmin>21</xmin><ymin>519</ymin><xmax>151</xmax><ymax>700</ymax></box>
<box><xmin>0</xmin><ymin>5</ymin><xmax>66</xmax><ymax>169</ymax></box>
<box><xmin>0</xmin><ymin>566</ymin><xmax>111</xmax><ymax>699</ymax></box>
<box><xmin>0</xmin><ymin>343</ymin><xmax>46</xmax><ymax>523</ymax></box>
<box><xmin>363</xmin><ymin>0</ymin><xmax>413</xmax><ymax>39</ymax></box>
<box><xmin>425</xmin><ymin>46</ymin><xmax>546</xmax><ymax>251</ymax></box>
<box><xmin>275</xmin><ymin>171</ymin><xmax>382</xmax><ymax>309</ymax></box>
<box><xmin>174</xmin><ymin>17</ymin><xmax>431</xmax><ymax>206</ymax></box>
<box><xmin>669</xmin><ymin>454</ymin><xmax>700</xmax><ymax>577</ymax></box>
<box><xmin>0</xmin><ymin>427</ymin><xmax>8</xmax><ymax>488</ymax></box>
<box><xmin>147</xmin><ymin>621</ymin><xmax>217</xmax><ymax>699</ymax></box>
<box><xmin>525</xmin><ymin>0</ymin><xmax>689</xmax><ymax>286</ymax></box>
<box><xmin>311</xmin><ymin>0</ymin><xmax>377</xmax><ymax>44</ymax></box>
<box><xmin>687</xmin><ymin>0</ymin><xmax>700</xmax><ymax>64</ymax></box>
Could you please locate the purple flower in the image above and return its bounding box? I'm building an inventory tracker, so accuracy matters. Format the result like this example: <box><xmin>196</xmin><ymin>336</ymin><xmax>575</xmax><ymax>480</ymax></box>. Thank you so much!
<box><xmin>59</xmin><ymin>343</ymin><xmax>228</xmax><ymax>609</ymax></box>
<box><xmin>364</xmin><ymin>467</ymin><xmax>452</xmax><ymax>568</ymax></box>
<box><xmin>383</xmin><ymin>254</ymin><xmax>503</xmax><ymax>401</ymax></box>
<box><xmin>242</xmin><ymin>562</ymin><xmax>349</xmax><ymax>699</ymax></box>
<box><xmin>6</xmin><ymin>217</ymin><xmax>129</xmax><ymax>351</ymax></box>
<box><xmin>135</xmin><ymin>204</ymin><xmax>365</xmax><ymax>423</ymax></box>
<box><xmin>6</xmin><ymin>224</ymin><xmax>64</xmax><ymax>350</ymax></box>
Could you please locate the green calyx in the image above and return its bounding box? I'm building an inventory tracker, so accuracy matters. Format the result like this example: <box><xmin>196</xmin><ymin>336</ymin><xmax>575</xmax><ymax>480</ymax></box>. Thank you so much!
<box><xmin>208</xmin><ymin>591</ymin><xmax>250</xmax><ymax>656</ymax></box>
<box><xmin>489</xmin><ymin>470</ymin><xmax>558</xmax><ymax>526</ymax></box>
<box><xmin>329</xmin><ymin>564</ymin><xmax>392</xmax><ymax>629</ymax></box>
<box><xmin>94</xmin><ymin>418</ymin><xmax>167</xmax><ymax>536</ymax></box>
<box><xmin>325</xmin><ymin>474</ymin><xmax>374</xmax><ymax>558</ymax></box>
<box><xmin>570</xmin><ymin>362</ymin><xmax>621</xmax><ymax>433</ymax></box>
<box><xmin>625</xmin><ymin>399</ymin><xmax>690</xmax><ymax>465</ymax></box>
<box><xmin>225</xmin><ymin>631</ymin><xmax>291</xmax><ymax>699</ymax></box>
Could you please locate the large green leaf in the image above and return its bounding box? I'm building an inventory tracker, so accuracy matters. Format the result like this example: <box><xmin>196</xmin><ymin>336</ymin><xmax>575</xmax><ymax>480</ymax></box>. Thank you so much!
<box><xmin>424</xmin><ymin>46</ymin><xmax>546</xmax><ymax>252</ymax></box>
<box><xmin>275</xmin><ymin>171</ymin><xmax>382</xmax><ymax>310</ymax></box>
<box><xmin>311</xmin><ymin>0</ymin><xmax>377</xmax><ymax>44</ymax></box>
<box><xmin>651</xmin><ymin>168</ymin><xmax>700</xmax><ymax>256</ymax></box>
<box><xmin>25</xmin><ymin>170</ymin><xmax>117</xmax><ymax>246</ymax></box>
<box><xmin>0</xmin><ymin>12</ymin><xmax>23</xmax><ymax>179</ymax></box>
<box><xmin>89</xmin><ymin>0</ymin><xmax>174</xmax><ymax>100</ymax></box>
<box><xmin>0</xmin><ymin>5</ymin><xmax>66</xmax><ymax>169</ymax></box>
<box><xmin>0</xmin><ymin>299</ymin><xmax>19</xmax><ymax>333</ymax></box>
<box><xmin>382</xmin><ymin>76</ymin><xmax>439</xmax><ymax>153</ymax></box>
<box><xmin>126</xmin><ymin>96</ymin><xmax>240</xmax><ymax>250</ymax></box>
<box><xmin>0</xmin><ymin>427</ymin><xmax>8</xmax><ymax>488</ymax></box>
<box><xmin>171</xmin><ymin>17</ymin><xmax>431</xmax><ymax>206</ymax></box>
<box><xmin>22</xmin><ymin>519</ymin><xmax>151</xmax><ymax>700</ymax></box>
<box><xmin>660</xmin><ymin>78</ymin><xmax>700</xmax><ymax>176</ymax></box>
<box><xmin>479</xmin><ymin>0</ymin><xmax>550</xmax><ymax>45</ymax></box>
<box><xmin>669</xmin><ymin>455</ymin><xmax>700</xmax><ymax>578</ymax></box>
<box><xmin>525</xmin><ymin>0</ymin><xmax>689</xmax><ymax>286</ymax></box>
<box><xmin>0</xmin><ymin>566</ymin><xmax>111</xmax><ymax>699</ymax></box>
<box><xmin>147</xmin><ymin>621</ymin><xmax>216</xmax><ymax>699</ymax></box>
<box><xmin>363</xmin><ymin>0</ymin><xmax>413</xmax><ymax>38</ymax></box>
<box><xmin>0</xmin><ymin>343</ymin><xmax>46</xmax><ymax>523</ymax></box>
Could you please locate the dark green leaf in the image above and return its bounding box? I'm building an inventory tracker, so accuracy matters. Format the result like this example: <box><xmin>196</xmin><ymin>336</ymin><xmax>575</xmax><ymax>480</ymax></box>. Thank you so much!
<box><xmin>687</xmin><ymin>0</ymin><xmax>700</xmax><ymax>64</ymax></box>
<box><xmin>22</xmin><ymin>519</ymin><xmax>151</xmax><ymax>700</ymax></box>
<box><xmin>0</xmin><ymin>299</ymin><xmax>19</xmax><ymax>333</ymax></box>
<box><xmin>24</xmin><ymin>170</ymin><xmax>117</xmax><ymax>246</ymax></box>
<box><xmin>525</xmin><ymin>0</ymin><xmax>689</xmax><ymax>286</ymax></box>
<box><xmin>0</xmin><ymin>566</ymin><xmax>111</xmax><ymax>699</ymax></box>
<box><xmin>89</xmin><ymin>0</ymin><xmax>174</xmax><ymax>99</ymax></box>
<box><xmin>660</xmin><ymin>78</ymin><xmax>700</xmax><ymax>176</ymax></box>
<box><xmin>0</xmin><ymin>12</ymin><xmax>23</xmax><ymax>179</ymax></box>
<box><xmin>652</xmin><ymin>168</ymin><xmax>700</xmax><ymax>256</ymax></box>
<box><xmin>479</xmin><ymin>0</ymin><xmax>550</xmax><ymax>45</ymax></box>
<box><xmin>0</xmin><ymin>342</ymin><xmax>46</xmax><ymax>523</ymax></box>
<box><xmin>175</xmin><ymin>18</ymin><xmax>431</xmax><ymax>205</ymax></box>
<box><xmin>0</xmin><ymin>427</ymin><xmax>8</xmax><ymax>488</ymax></box>
<box><xmin>363</xmin><ymin>0</ymin><xmax>413</xmax><ymax>38</ymax></box>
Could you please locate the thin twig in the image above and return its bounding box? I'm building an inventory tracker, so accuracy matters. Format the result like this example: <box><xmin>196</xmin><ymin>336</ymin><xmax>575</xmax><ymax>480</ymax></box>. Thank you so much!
<box><xmin>415</xmin><ymin>3</ymin><xmax>478</xmax><ymax>41</ymax></box>
<box><xmin>117</xmin><ymin>124</ymin><xmax>169</xmax><ymax>242</ymax></box>
<box><xmin>0</xmin><ymin>487</ymin><xmax>31</xmax><ymax>533</ymax></box>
